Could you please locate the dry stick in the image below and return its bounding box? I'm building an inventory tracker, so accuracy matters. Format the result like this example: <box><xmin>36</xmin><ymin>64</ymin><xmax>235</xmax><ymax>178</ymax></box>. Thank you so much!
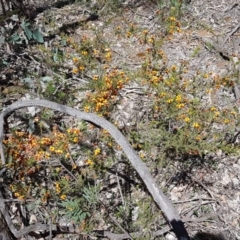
<box><xmin>94</xmin><ymin>225</ymin><xmax>171</xmax><ymax>240</ymax></box>
<box><xmin>0</xmin><ymin>0</ymin><xmax>6</xmax><ymax>16</ymax></box>
<box><xmin>116</xmin><ymin>171</ymin><xmax>126</xmax><ymax>211</ymax></box>
<box><xmin>58</xmin><ymin>159</ymin><xmax>77</xmax><ymax>180</ymax></box>
<box><xmin>0</xmin><ymin>99</ymin><xmax>190</xmax><ymax>240</ymax></box>
<box><xmin>109</xmin><ymin>214</ymin><xmax>134</xmax><ymax>240</ymax></box>
<box><xmin>221</xmin><ymin>22</ymin><xmax>240</xmax><ymax>49</ymax></box>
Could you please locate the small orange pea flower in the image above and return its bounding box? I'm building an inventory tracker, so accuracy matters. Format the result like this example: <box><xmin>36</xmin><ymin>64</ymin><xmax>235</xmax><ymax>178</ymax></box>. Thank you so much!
<box><xmin>94</xmin><ymin>148</ymin><xmax>101</xmax><ymax>156</ymax></box>
<box><xmin>60</xmin><ymin>194</ymin><xmax>67</xmax><ymax>200</ymax></box>
<box><xmin>72</xmin><ymin>68</ymin><xmax>79</xmax><ymax>74</ymax></box>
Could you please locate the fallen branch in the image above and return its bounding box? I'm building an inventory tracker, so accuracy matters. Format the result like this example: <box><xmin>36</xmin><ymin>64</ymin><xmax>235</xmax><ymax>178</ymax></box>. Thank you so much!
<box><xmin>0</xmin><ymin>99</ymin><xmax>190</xmax><ymax>240</ymax></box>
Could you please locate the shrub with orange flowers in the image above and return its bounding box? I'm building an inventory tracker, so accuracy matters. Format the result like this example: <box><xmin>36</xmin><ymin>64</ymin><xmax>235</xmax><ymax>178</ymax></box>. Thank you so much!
<box><xmin>83</xmin><ymin>68</ymin><xmax>129</xmax><ymax>116</ymax></box>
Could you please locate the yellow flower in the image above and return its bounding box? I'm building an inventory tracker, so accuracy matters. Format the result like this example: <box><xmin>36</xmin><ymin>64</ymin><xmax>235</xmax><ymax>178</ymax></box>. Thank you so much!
<box><xmin>210</xmin><ymin>107</ymin><xmax>217</xmax><ymax>111</ymax></box>
<box><xmin>55</xmin><ymin>183</ymin><xmax>61</xmax><ymax>194</ymax></box>
<box><xmin>93</xmin><ymin>75</ymin><xmax>98</xmax><ymax>81</ymax></box>
<box><xmin>72</xmin><ymin>137</ymin><xmax>79</xmax><ymax>143</ymax></box>
<box><xmin>184</xmin><ymin>117</ymin><xmax>190</xmax><ymax>122</ymax></box>
<box><xmin>160</xmin><ymin>92</ymin><xmax>166</xmax><ymax>97</ymax></box>
<box><xmin>65</xmin><ymin>153</ymin><xmax>70</xmax><ymax>159</ymax></box>
<box><xmin>79</xmin><ymin>66</ymin><xmax>85</xmax><ymax>71</ymax></box>
<box><xmin>84</xmin><ymin>106</ymin><xmax>90</xmax><ymax>112</ymax></box>
<box><xmin>169</xmin><ymin>16</ymin><xmax>176</xmax><ymax>22</ymax></box>
<box><xmin>203</xmin><ymin>73</ymin><xmax>209</xmax><ymax>78</ymax></box>
<box><xmin>165</xmin><ymin>80</ymin><xmax>172</xmax><ymax>86</ymax></box>
<box><xmin>196</xmin><ymin>135</ymin><xmax>201</xmax><ymax>141</ymax></box>
<box><xmin>176</xmin><ymin>94</ymin><xmax>182</xmax><ymax>102</ymax></box>
<box><xmin>166</xmin><ymin>98</ymin><xmax>174</xmax><ymax>104</ymax></box>
<box><xmin>151</xmin><ymin>76</ymin><xmax>159</xmax><ymax>84</ymax></box>
<box><xmin>206</xmin><ymin>89</ymin><xmax>212</xmax><ymax>94</ymax></box>
<box><xmin>72</xmin><ymin>164</ymin><xmax>77</xmax><ymax>169</ymax></box>
<box><xmin>72</xmin><ymin>68</ymin><xmax>78</xmax><ymax>74</ymax></box>
<box><xmin>86</xmin><ymin>159</ymin><xmax>93</xmax><ymax>165</ymax></box>
<box><xmin>151</xmin><ymin>70</ymin><xmax>158</xmax><ymax>76</ymax></box>
<box><xmin>171</xmin><ymin>65</ymin><xmax>177</xmax><ymax>71</ymax></box>
<box><xmin>55</xmin><ymin>149</ymin><xmax>63</xmax><ymax>154</ymax></box>
<box><xmin>41</xmin><ymin>137</ymin><xmax>51</xmax><ymax>145</ymax></box>
<box><xmin>139</xmin><ymin>151</ymin><xmax>145</xmax><ymax>159</ymax></box>
<box><xmin>148</xmin><ymin>36</ymin><xmax>155</xmax><ymax>44</ymax></box>
<box><xmin>175</xmin><ymin>94</ymin><xmax>182</xmax><ymax>103</ymax></box>
<box><xmin>176</xmin><ymin>103</ymin><xmax>184</xmax><ymax>109</ymax></box>
<box><xmin>94</xmin><ymin>148</ymin><xmax>101</xmax><ymax>156</ymax></box>
<box><xmin>72</xmin><ymin>57</ymin><xmax>79</xmax><ymax>63</ymax></box>
<box><xmin>60</xmin><ymin>194</ymin><xmax>67</xmax><ymax>200</ymax></box>
<box><xmin>127</xmin><ymin>31</ymin><xmax>132</xmax><ymax>38</ymax></box>
<box><xmin>105</xmin><ymin>52</ymin><xmax>112</xmax><ymax>60</ymax></box>
<box><xmin>81</xmin><ymin>51</ymin><xmax>88</xmax><ymax>56</ymax></box>
<box><xmin>93</xmin><ymin>49</ymin><xmax>99</xmax><ymax>56</ymax></box>
<box><xmin>49</xmin><ymin>146</ymin><xmax>55</xmax><ymax>152</ymax></box>
<box><xmin>14</xmin><ymin>192</ymin><xmax>20</xmax><ymax>197</ymax></box>
<box><xmin>224</xmin><ymin>119</ymin><xmax>230</xmax><ymax>124</ymax></box>
<box><xmin>192</xmin><ymin>122</ymin><xmax>200</xmax><ymax>129</ymax></box>
<box><xmin>15</xmin><ymin>131</ymin><xmax>25</xmax><ymax>136</ymax></box>
<box><xmin>73</xmin><ymin>128</ymin><xmax>80</xmax><ymax>134</ymax></box>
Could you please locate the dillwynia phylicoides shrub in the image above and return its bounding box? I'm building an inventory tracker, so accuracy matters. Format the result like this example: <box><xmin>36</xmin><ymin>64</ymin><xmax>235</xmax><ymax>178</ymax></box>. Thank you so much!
<box><xmin>128</xmin><ymin>29</ymin><xmax>239</xmax><ymax>164</ymax></box>
<box><xmin>3</xmin><ymin>120</ymin><xmax>121</xmax><ymax>228</ymax></box>
<box><xmin>2</xmin><ymin>1</ymin><xmax>240</xmax><ymax>233</ymax></box>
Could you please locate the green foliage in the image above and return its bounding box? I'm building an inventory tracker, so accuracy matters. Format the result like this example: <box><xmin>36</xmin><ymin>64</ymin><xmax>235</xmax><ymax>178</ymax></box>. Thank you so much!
<box><xmin>83</xmin><ymin>183</ymin><xmax>101</xmax><ymax>205</ymax></box>
<box><xmin>20</xmin><ymin>20</ymin><xmax>44</xmax><ymax>43</ymax></box>
<box><xmin>52</xmin><ymin>47</ymin><xmax>65</xmax><ymax>63</ymax></box>
<box><xmin>134</xmin><ymin>61</ymin><xmax>239</xmax><ymax>163</ymax></box>
<box><xmin>58</xmin><ymin>199</ymin><xmax>91</xmax><ymax>223</ymax></box>
<box><xmin>0</xmin><ymin>15</ymin><xmax>44</xmax><ymax>48</ymax></box>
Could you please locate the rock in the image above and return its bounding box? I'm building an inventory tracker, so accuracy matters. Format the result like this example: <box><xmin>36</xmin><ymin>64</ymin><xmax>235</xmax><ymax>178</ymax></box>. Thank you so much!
<box><xmin>220</xmin><ymin>170</ymin><xmax>231</xmax><ymax>186</ymax></box>
<box><xmin>165</xmin><ymin>232</ymin><xmax>177</xmax><ymax>240</ymax></box>
<box><xmin>232</xmin><ymin>178</ymin><xmax>239</xmax><ymax>189</ymax></box>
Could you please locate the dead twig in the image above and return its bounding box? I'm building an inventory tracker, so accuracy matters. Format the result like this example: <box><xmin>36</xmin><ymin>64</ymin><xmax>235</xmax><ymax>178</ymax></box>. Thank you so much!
<box><xmin>109</xmin><ymin>214</ymin><xmax>134</xmax><ymax>240</ymax></box>
<box><xmin>221</xmin><ymin>22</ymin><xmax>240</xmax><ymax>49</ymax></box>
<box><xmin>187</xmin><ymin>174</ymin><xmax>222</xmax><ymax>207</ymax></box>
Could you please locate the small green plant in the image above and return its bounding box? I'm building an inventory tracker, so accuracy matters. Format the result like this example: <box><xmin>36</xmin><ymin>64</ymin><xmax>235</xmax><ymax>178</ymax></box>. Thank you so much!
<box><xmin>83</xmin><ymin>183</ymin><xmax>101</xmax><ymax>205</ymax></box>
<box><xmin>58</xmin><ymin>199</ymin><xmax>91</xmax><ymax>223</ymax></box>
<box><xmin>0</xmin><ymin>15</ymin><xmax>44</xmax><ymax>48</ymax></box>
<box><xmin>170</xmin><ymin>0</ymin><xmax>182</xmax><ymax>17</ymax></box>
